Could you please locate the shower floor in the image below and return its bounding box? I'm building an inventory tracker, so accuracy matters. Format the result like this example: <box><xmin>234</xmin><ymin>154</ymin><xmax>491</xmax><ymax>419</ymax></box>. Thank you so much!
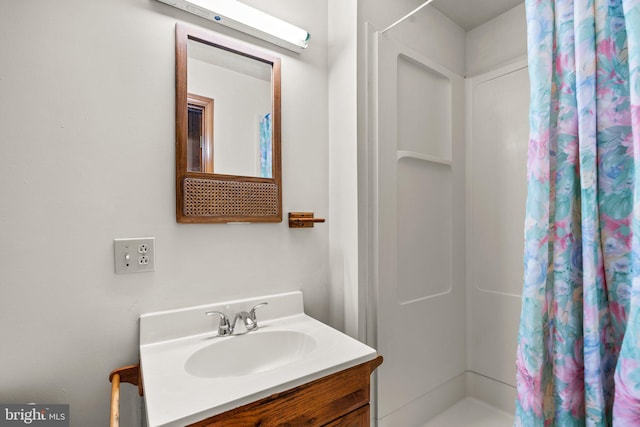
<box><xmin>420</xmin><ymin>398</ymin><xmax>513</xmax><ymax>427</ymax></box>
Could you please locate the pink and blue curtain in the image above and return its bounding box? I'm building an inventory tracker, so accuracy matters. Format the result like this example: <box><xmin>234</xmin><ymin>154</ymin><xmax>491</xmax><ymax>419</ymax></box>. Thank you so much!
<box><xmin>515</xmin><ymin>0</ymin><xmax>640</xmax><ymax>425</ymax></box>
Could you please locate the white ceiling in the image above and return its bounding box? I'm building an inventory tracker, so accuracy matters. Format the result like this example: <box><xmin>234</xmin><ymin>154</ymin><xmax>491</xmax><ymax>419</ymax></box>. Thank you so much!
<box><xmin>431</xmin><ymin>0</ymin><xmax>524</xmax><ymax>30</ymax></box>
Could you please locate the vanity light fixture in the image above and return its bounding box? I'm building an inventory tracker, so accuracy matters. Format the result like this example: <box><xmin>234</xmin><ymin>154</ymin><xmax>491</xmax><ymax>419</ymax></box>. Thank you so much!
<box><xmin>156</xmin><ymin>0</ymin><xmax>310</xmax><ymax>53</ymax></box>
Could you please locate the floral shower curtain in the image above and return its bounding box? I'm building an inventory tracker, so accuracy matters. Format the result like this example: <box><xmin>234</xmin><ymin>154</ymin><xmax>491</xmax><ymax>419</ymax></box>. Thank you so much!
<box><xmin>515</xmin><ymin>0</ymin><xmax>640</xmax><ymax>425</ymax></box>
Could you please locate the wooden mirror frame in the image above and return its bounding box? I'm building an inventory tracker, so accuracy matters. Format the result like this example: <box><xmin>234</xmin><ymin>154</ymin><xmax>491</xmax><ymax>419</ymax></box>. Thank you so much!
<box><xmin>175</xmin><ymin>23</ymin><xmax>282</xmax><ymax>223</ymax></box>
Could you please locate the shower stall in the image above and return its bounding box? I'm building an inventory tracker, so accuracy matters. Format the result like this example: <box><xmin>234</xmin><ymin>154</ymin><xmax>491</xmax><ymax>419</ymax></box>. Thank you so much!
<box><xmin>362</xmin><ymin>1</ymin><xmax>529</xmax><ymax>425</ymax></box>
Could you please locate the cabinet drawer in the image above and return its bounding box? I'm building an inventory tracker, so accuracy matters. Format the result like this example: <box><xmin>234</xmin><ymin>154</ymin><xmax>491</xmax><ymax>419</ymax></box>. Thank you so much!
<box><xmin>188</xmin><ymin>357</ymin><xmax>382</xmax><ymax>427</ymax></box>
<box><xmin>323</xmin><ymin>405</ymin><xmax>369</xmax><ymax>427</ymax></box>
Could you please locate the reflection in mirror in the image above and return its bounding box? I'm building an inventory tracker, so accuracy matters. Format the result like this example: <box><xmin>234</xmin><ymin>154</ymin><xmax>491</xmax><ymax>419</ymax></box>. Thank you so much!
<box><xmin>187</xmin><ymin>39</ymin><xmax>273</xmax><ymax>178</ymax></box>
<box><xmin>176</xmin><ymin>24</ymin><xmax>282</xmax><ymax>224</ymax></box>
<box><xmin>187</xmin><ymin>93</ymin><xmax>214</xmax><ymax>173</ymax></box>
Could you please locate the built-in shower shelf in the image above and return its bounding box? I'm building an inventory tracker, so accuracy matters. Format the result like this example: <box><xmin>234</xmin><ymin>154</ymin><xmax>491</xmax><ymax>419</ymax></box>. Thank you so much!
<box><xmin>397</xmin><ymin>150</ymin><xmax>452</xmax><ymax>166</ymax></box>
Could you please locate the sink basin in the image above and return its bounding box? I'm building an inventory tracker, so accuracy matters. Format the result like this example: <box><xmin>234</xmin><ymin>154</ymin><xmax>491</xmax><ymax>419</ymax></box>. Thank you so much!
<box><xmin>185</xmin><ymin>330</ymin><xmax>317</xmax><ymax>378</ymax></box>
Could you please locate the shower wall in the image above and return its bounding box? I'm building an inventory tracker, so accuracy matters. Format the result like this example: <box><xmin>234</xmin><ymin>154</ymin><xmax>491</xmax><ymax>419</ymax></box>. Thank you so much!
<box><xmin>360</xmin><ymin>1</ymin><xmax>529</xmax><ymax>425</ymax></box>
<box><xmin>374</xmin><ymin>32</ymin><xmax>466</xmax><ymax>426</ymax></box>
<box><xmin>465</xmin><ymin>4</ymin><xmax>527</xmax><ymax>412</ymax></box>
<box><xmin>358</xmin><ymin>3</ymin><xmax>467</xmax><ymax>425</ymax></box>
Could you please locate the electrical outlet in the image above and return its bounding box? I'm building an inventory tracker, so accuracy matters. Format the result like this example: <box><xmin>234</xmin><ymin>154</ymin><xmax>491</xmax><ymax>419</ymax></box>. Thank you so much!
<box><xmin>114</xmin><ymin>237</ymin><xmax>155</xmax><ymax>274</ymax></box>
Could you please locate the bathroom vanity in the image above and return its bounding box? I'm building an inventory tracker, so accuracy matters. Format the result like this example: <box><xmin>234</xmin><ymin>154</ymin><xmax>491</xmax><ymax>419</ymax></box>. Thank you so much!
<box><xmin>138</xmin><ymin>292</ymin><xmax>381</xmax><ymax>426</ymax></box>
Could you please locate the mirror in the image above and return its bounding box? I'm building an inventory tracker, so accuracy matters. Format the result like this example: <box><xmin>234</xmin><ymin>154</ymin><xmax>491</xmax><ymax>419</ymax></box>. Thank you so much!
<box><xmin>176</xmin><ymin>24</ymin><xmax>282</xmax><ymax>223</ymax></box>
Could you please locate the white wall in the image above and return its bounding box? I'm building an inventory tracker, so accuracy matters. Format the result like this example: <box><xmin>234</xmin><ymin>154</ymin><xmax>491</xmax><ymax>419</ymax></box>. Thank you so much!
<box><xmin>358</xmin><ymin>1</ymin><xmax>466</xmax><ymax>76</ymax></box>
<box><xmin>328</xmin><ymin>0</ymin><xmax>359</xmax><ymax>338</ymax></box>
<box><xmin>465</xmin><ymin>2</ymin><xmax>527</xmax><ymax>412</ymax></box>
<box><xmin>466</xmin><ymin>3</ymin><xmax>527</xmax><ymax>77</ymax></box>
<box><xmin>0</xmin><ymin>1</ymin><xmax>330</xmax><ymax>426</ymax></box>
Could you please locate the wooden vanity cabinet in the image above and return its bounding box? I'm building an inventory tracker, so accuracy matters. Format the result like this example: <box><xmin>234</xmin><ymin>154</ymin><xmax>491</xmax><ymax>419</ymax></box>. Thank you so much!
<box><xmin>187</xmin><ymin>356</ymin><xmax>383</xmax><ymax>427</ymax></box>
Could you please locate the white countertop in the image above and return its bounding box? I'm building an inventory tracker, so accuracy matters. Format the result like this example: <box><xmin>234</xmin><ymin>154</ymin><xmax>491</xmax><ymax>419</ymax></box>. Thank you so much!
<box><xmin>139</xmin><ymin>291</ymin><xmax>377</xmax><ymax>427</ymax></box>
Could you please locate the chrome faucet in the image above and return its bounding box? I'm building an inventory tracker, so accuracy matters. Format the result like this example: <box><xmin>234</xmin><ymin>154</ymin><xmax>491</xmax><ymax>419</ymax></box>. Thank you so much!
<box><xmin>205</xmin><ymin>302</ymin><xmax>268</xmax><ymax>336</ymax></box>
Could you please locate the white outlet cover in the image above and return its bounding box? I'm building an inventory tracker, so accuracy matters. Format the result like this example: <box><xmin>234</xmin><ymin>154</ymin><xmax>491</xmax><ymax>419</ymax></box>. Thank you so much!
<box><xmin>114</xmin><ymin>237</ymin><xmax>155</xmax><ymax>274</ymax></box>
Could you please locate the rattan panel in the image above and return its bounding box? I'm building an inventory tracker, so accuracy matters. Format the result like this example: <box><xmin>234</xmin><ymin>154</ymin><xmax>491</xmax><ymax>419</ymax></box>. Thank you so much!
<box><xmin>183</xmin><ymin>178</ymin><xmax>279</xmax><ymax>217</ymax></box>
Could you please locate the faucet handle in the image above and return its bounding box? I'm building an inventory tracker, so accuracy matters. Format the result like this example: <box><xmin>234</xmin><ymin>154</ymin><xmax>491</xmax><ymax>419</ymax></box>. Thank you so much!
<box><xmin>205</xmin><ymin>311</ymin><xmax>232</xmax><ymax>336</ymax></box>
<box><xmin>249</xmin><ymin>302</ymin><xmax>268</xmax><ymax>320</ymax></box>
<box><xmin>246</xmin><ymin>302</ymin><xmax>268</xmax><ymax>331</ymax></box>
